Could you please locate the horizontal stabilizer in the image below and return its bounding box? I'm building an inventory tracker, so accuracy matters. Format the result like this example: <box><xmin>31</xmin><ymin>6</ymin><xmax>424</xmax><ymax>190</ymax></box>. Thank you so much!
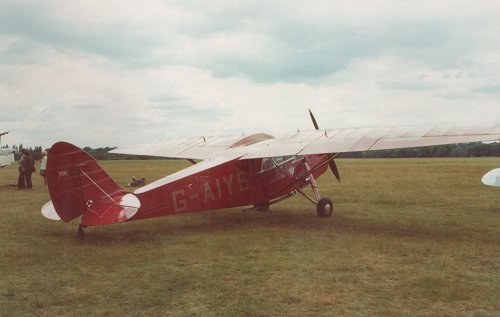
<box><xmin>41</xmin><ymin>201</ymin><xmax>61</xmax><ymax>221</ymax></box>
<box><xmin>482</xmin><ymin>168</ymin><xmax>500</xmax><ymax>187</ymax></box>
<box><xmin>81</xmin><ymin>193</ymin><xmax>140</xmax><ymax>226</ymax></box>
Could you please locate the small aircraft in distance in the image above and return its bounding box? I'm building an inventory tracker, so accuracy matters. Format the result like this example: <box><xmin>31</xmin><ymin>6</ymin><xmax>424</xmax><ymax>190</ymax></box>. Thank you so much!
<box><xmin>0</xmin><ymin>132</ymin><xmax>15</xmax><ymax>168</ymax></box>
<box><xmin>482</xmin><ymin>168</ymin><xmax>500</xmax><ymax>187</ymax></box>
<box><xmin>41</xmin><ymin>111</ymin><xmax>500</xmax><ymax>238</ymax></box>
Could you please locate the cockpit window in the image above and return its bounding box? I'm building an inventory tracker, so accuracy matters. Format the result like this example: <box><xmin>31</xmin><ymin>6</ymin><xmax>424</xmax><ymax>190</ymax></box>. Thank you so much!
<box><xmin>261</xmin><ymin>158</ymin><xmax>275</xmax><ymax>172</ymax></box>
<box><xmin>259</xmin><ymin>155</ymin><xmax>301</xmax><ymax>173</ymax></box>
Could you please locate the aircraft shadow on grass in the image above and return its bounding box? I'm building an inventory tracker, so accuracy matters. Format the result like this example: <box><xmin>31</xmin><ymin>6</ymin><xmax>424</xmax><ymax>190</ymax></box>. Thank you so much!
<box><xmin>44</xmin><ymin>209</ymin><xmax>497</xmax><ymax>246</ymax></box>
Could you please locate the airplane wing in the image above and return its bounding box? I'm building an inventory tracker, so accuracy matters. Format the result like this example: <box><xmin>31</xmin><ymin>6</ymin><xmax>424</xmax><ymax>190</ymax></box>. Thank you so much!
<box><xmin>132</xmin><ymin>151</ymin><xmax>245</xmax><ymax>194</ymax></box>
<box><xmin>0</xmin><ymin>148</ymin><xmax>15</xmax><ymax>168</ymax></box>
<box><xmin>0</xmin><ymin>131</ymin><xmax>14</xmax><ymax>168</ymax></box>
<box><xmin>241</xmin><ymin>124</ymin><xmax>500</xmax><ymax>158</ymax></box>
<box><xmin>110</xmin><ymin>124</ymin><xmax>500</xmax><ymax>160</ymax></box>
<box><xmin>109</xmin><ymin>133</ymin><xmax>273</xmax><ymax>160</ymax></box>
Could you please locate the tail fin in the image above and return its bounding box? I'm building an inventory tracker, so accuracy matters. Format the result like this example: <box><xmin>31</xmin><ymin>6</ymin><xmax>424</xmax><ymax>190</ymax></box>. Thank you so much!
<box><xmin>45</xmin><ymin>142</ymin><xmax>140</xmax><ymax>225</ymax></box>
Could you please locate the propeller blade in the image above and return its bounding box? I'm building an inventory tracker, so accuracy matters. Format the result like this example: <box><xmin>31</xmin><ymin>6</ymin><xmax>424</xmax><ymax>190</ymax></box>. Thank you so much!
<box><xmin>309</xmin><ymin>109</ymin><xmax>341</xmax><ymax>182</ymax></box>
<box><xmin>329</xmin><ymin>159</ymin><xmax>341</xmax><ymax>183</ymax></box>
<box><xmin>309</xmin><ymin>109</ymin><xmax>319</xmax><ymax>130</ymax></box>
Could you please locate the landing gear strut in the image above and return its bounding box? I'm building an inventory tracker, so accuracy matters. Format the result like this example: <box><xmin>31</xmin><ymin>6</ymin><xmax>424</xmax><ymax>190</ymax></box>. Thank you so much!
<box><xmin>302</xmin><ymin>160</ymin><xmax>334</xmax><ymax>218</ymax></box>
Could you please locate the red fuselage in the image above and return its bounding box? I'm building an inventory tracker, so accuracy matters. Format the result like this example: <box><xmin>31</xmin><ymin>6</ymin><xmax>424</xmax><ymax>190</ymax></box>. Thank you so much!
<box><xmin>130</xmin><ymin>154</ymin><xmax>330</xmax><ymax>220</ymax></box>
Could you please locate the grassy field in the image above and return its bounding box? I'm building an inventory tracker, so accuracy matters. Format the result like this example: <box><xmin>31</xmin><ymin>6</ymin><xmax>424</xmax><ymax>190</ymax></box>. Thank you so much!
<box><xmin>0</xmin><ymin>158</ymin><xmax>499</xmax><ymax>316</ymax></box>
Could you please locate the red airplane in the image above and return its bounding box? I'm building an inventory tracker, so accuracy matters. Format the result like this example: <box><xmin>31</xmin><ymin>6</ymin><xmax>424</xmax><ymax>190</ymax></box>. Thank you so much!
<box><xmin>41</xmin><ymin>112</ymin><xmax>500</xmax><ymax>239</ymax></box>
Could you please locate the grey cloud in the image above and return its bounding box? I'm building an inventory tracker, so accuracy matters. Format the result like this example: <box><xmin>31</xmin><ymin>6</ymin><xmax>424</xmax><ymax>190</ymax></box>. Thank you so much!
<box><xmin>474</xmin><ymin>85</ymin><xmax>500</xmax><ymax>95</ymax></box>
<box><xmin>149</xmin><ymin>95</ymin><xmax>225</xmax><ymax>119</ymax></box>
<box><xmin>170</xmin><ymin>8</ymin><xmax>484</xmax><ymax>83</ymax></box>
<box><xmin>1</xmin><ymin>1</ymin><xmax>491</xmax><ymax>84</ymax></box>
<box><xmin>0</xmin><ymin>3</ymin><xmax>160</xmax><ymax>66</ymax></box>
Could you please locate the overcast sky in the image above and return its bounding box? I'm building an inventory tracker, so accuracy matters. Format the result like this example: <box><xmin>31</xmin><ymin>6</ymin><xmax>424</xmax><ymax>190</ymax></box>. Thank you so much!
<box><xmin>1</xmin><ymin>0</ymin><xmax>499</xmax><ymax>149</ymax></box>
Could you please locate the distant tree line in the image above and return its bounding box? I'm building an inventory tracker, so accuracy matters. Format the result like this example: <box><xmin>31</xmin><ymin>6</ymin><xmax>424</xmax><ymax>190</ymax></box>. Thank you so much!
<box><xmin>1</xmin><ymin>144</ymin><xmax>164</xmax><ymax>161</ymax></box>
<box><xmin>81</xmin><ymin>147</ymin><xmax>163</xmax><ymax>160</ymax></box>
<box><xmin>3</xmin><ymin>142</ymin><xmax>500</xmax><ymax>161</ymax></box>
<box><xmin>342</xmin><ymin>142</ymin><xmax>500</xmax><ymax>158</ymax></box>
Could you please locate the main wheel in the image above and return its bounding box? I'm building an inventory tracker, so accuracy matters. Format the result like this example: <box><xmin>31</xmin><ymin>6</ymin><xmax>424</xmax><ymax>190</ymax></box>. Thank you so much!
<box><xmin>316</xmin><ymin>198</ymin><xmax>333</xmax><ymax>217</ymax></box>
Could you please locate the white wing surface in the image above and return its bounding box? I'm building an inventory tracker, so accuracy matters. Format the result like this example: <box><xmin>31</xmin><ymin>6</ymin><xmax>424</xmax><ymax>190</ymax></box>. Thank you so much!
<box><xmin>0</xmin><ymin>148</ymin><xmax>15</xmax><ymax>168</ymax></box>
<box><xmin>242</xmin><ymin>124</ymin><xmax>500</xmax><ymax>158</ymax></box>
<box><xmin>110</xmin><ymin>124</ymin><xmax>500</xmax><ymax>160</ymax></box>
<box><xmin>109</xmin><ymin>133</ymin><xmax>273</xmax><ymax>160</ymax></box>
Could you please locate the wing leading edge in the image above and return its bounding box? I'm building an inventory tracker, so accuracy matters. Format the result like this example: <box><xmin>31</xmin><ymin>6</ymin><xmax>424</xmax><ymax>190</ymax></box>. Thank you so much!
<box><xmin>241</xmin><ymin>124</ymin><xmax>500</xmax><ymax>159</ymax></box>
<box><xmin>109</xmin><ymin>133</ymin><xmax>273</xmax><ymax>160</ymax></box>
<box><xmin>110</xmin><ymin>124</ymin><xmax>500</xmax><ymax>160</ymax></box>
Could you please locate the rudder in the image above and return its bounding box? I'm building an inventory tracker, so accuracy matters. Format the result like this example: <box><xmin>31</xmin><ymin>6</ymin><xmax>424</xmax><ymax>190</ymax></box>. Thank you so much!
<box><xmin>46</xmin><ymin>142</ymin><xmax>139</xmax><ymax>224</ymax></box>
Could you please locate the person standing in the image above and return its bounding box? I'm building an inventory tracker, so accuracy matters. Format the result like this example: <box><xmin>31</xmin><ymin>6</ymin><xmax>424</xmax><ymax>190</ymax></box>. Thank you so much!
<box><xmin>19</xmin><ymin>149</ymin><xmax>35</xmax><ymax>189</ymax></box>
<box><xmin>17</xmin><ymin>149</ymin><xmax>26</xmax><ymax>190</ymax></box>
<box><xmin>39</xmin><ymin>151</ymin><xmax>48</xmax><ymax>185</ymax></box>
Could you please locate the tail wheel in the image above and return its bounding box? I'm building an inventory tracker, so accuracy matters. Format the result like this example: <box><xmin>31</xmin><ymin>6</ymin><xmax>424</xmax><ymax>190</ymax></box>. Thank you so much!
<box><xmin>316</xmin><ymin>198</ymin><xmax>333</xmax><ymax>217</ymax></box>
<box><xmin>255</xmin><ymin>202</ymin><xmax>270</xmax><ymax>212</ymax></box>
<box><xmin>77</xmin><ymin>224</ymin><xmax>86</xmax><ymax>241</ymax></box>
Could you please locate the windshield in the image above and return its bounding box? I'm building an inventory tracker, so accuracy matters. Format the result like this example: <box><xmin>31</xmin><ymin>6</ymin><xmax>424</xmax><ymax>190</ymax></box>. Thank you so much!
<box><xmin>259</xmin><ymin>155</ymin><xmax>302</xmax><ymax>173</ymax></box>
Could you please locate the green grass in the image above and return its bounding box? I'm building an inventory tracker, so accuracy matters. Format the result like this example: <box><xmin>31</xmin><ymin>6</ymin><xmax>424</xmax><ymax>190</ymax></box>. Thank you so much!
<box><xmin>1</xmin><ymin>158</ymin><xmax>499</xmax><ymax>316</ymax></box>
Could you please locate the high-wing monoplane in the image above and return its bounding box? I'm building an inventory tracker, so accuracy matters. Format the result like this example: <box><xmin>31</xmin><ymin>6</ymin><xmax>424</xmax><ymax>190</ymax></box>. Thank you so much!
<box><xmin>0</xmin><ymin>132</ymin><xmax>15</xmax><ymax>168</ymax></box>
<box><xmin>41</xmin><ymin>112</ymin><xmax>500</xmax><ymax>238</ymax></box>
